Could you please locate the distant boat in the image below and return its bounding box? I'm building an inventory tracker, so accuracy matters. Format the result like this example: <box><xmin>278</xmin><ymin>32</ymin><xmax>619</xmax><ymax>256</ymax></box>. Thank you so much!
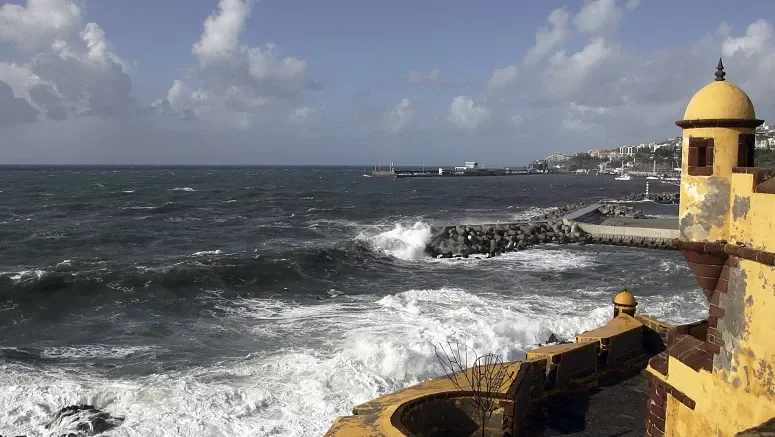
<box><xmin>615</xmin><ymin>161</ymin><xmax>631</xmax><ymax>180</ymax></box>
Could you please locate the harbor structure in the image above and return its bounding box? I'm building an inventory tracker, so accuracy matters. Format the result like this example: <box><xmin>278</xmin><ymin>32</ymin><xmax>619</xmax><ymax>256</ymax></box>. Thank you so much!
<box><xmin>372</xmin><ymin>161</ymin><xmax>534</xmax><ymax>178</ymax></box>
<box><xmin>325</xmin><ymin>60</ymin><xmax>775</xmax><ymax>437</ymax></box>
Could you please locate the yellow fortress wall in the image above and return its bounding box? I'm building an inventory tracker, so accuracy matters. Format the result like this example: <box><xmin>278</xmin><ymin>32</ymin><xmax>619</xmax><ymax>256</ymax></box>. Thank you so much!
<box><xmin>324</xmin><ymin>59</ymin><xmax>775</xmax><ymax>437</ymax></box>
<box><xmin>645</xmin><ymin>59</ymin><xmax>775</xmax><ymax>437</ymax></box>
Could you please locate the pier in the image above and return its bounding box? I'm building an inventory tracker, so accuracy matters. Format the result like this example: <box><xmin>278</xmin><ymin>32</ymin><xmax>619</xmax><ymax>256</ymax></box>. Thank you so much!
<box><xmin>372</xmin><ymin>161</ymin><xmax>536</xmax><ymax>178</ymax></box>
<box><xmin>564</xmin><ymin>204</ymin><xmax>678</xmax><ymax>247</ymax></box>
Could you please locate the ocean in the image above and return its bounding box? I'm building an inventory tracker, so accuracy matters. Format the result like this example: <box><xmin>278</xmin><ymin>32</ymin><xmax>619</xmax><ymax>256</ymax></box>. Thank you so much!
<box><xmin>0</xmin><ymin>167</ymin><xmax>706</xmax><ymax>437</ymax></box>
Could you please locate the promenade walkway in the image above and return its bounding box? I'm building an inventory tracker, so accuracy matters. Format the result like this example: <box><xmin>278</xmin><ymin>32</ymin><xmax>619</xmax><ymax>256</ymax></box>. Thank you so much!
<box><xmin>523</xmin><ymin>371</ymin><xmax>648</xmax><ymax>437</ymax></box>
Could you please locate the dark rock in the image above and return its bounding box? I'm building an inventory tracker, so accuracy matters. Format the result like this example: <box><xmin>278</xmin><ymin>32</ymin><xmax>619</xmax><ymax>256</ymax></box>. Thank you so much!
<box><xmin>46</xmin><ymin>405</ymin><xmax>124</xmax><ymax>437</ymax></box>
<box><xmin>547</xmin><ymin>333</ymin><xmax>559</xmax><ymax>344</ymax></box>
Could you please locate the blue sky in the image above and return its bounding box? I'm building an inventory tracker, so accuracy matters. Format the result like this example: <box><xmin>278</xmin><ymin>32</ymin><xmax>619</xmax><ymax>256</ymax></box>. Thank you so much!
<box><xmin>0</xmin><ymin>0</ymin><xmax>774</xmax><ymax>165</ymax></box>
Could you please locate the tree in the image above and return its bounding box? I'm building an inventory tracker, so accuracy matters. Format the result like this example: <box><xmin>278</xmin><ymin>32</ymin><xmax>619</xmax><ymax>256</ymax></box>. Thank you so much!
<box><xmin>434</xmin><ymin>342</ymin><xmax>516</xmax><ymax>437</ymax></box>
<box><xmin>755</xmin><ymin>148</ymin><xmax>775</xmax><ymax>167</ymax></box>
<box><xmin>654</xmin><ymin>146</ymin><xmax>676</xmax><ymax>160</ymax></box>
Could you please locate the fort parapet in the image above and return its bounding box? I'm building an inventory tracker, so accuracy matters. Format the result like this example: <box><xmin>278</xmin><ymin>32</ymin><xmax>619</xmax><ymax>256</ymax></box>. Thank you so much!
<box><xmin>325</xmin><ymin>60</ymin><xmax>775</xmax><ymax>437</ymax></box>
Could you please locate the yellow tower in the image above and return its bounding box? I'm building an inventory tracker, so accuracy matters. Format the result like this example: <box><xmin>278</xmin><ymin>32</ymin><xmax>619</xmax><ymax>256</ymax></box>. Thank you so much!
<box><xmin>643</xmin><ymin>60</ymin><xmax>775</xmax><ymax>437</ymax></box>
<box><xmin>676</xmin><ymin>58</ymin><xmax>763</xmax><ymax>246</ymax></box>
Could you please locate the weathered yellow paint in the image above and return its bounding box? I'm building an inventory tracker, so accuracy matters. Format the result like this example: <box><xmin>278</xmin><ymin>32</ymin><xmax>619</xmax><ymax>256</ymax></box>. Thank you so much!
<box><xmin>576</xmin><ymin>313</ymin><xmax>643</xmax><ymax>342</ymax></box>
<box><xmin>665</xmin><ymin>392</ymin><xmax>695</xmax><ymax>437</ymax></box>
<box><xmin>658</xmin><ymin>260</ymin><xmax>775</xmax><ymax>437</ymax></box>
<box><xmin>682</xmin><ymin>80</ymin><xmax>756</xmax><ymax>120</ymax></box>
<box><xmin>663</xmin><ymin>67</ymin><xmax>775</xmax><ymax>436</ymax></box>
<box><xmin>729</xmin><ymin>173</ymin><xmax>775</xmax><ymax>253</ymax></box>
<box><xmin>678</xmin><ymin>126</ymin><xmax>757</xmax><ymax>242</ymax></box>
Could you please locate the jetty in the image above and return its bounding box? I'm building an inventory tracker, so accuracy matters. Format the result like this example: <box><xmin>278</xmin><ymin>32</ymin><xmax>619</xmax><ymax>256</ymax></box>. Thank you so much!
<box><xmin>372</xmin><ymin>161</ymin><xmax>536</xmax><ymax>178</ymax></box>
<box><xmin>426</xmin><ymin>202</ymin><xmax>678</xmax><ymax>258</ymax></box>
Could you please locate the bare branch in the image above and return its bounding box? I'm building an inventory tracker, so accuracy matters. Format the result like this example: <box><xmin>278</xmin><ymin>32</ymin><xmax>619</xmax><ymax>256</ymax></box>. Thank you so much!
<box><xmin>431</xmin><ymin>342</ymin><xmax>518</xmax><ymax>437</ymax></box>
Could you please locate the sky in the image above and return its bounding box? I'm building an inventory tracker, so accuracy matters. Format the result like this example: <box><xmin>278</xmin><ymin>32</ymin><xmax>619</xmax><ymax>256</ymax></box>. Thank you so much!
<box><xmin>0</xmin><ymin>0</ymin><xmax>774</xmax><ymax>166</ymax></box>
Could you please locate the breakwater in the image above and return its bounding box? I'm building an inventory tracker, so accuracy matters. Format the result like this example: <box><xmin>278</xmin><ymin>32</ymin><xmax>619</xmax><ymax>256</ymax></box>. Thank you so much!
<box><xmin>427</xmin><ymin>202</ymin><xmax>678</xmax><ymax>258</ymax></box>
<box><xmin>618</xmin><ymin>192</ymin><xmax>679</xmax><ymax>204</ymax></box>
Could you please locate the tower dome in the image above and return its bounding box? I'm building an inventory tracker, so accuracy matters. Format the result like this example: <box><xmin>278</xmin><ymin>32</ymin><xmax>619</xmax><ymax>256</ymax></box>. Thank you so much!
<box><xmin>682</xmin><ymin>59</ymin><xmax>757</xmax><ymax>121</ymax></box>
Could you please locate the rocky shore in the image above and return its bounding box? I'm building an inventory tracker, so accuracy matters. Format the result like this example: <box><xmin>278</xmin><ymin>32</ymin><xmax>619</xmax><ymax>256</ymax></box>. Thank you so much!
<box><xmin>1</xmin><ymin>405</ymin><xmax>123</xmax><ymax>437</ymax></box>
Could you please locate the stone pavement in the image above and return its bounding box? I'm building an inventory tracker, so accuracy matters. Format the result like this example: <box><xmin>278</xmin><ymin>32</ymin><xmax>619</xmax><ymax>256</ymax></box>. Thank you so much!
<box><xmin>522</xmin><ymin>371</ymin><xmax>648</xmax><ymax>437</ymax></box>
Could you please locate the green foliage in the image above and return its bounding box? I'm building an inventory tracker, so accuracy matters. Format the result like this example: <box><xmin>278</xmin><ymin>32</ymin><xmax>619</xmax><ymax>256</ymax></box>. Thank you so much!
<box><xmin>654</xmin><ymin>146</ymin><xmax>678</xmax><ymax>160</ymax></box>
<box><xmin>567</xmin><ymin>153</ymin><xmax>605</xmax><ymax>171</ymax></box>
<box><xmin>755</xmin><ymin>148</ymin><xmax>775</xmax><ymax>167</ymax></box>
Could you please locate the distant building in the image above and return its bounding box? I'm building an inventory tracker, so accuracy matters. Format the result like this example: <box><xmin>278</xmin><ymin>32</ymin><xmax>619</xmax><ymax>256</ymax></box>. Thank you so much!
<box><xmin>544</xmin><ymin>153</ymin><xmax>569</xmax><ymax>163</ymax></box>
<box><xmin>464</xmin><ymin>161</ymin><xmax>479</xmax><ymax>169</ymax></box>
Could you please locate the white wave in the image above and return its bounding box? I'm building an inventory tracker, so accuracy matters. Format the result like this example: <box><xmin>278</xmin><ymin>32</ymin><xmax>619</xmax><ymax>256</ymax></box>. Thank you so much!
<box><xmin>426</xmin><ymin>246</ymin><xmax>597</xmax><ymax>272</ymax></box>
<box><xmin>171</xmin><ymin>187</ymin><xmax>196</xmax><ymax>192</ymax></box>
<box><xmin>0</xmin><ymin>282</ymin><xmax>702</xmax><ymax>437</ymax></box>
<box><xmin>3</xmin><ymin>269</ymin><xmax>49</xmax><ymax>283</ymax></box>
<box><xmin>358</xmin><ymin>221</ymin><xmax>431</xmax><ymax>260</ymax></box>
<box><xmin>122</xmin><ymin>190</ymin><xmax>135</xmax><ymax>194</ymax></box>
<box><xmin>122</xmin><ymin>206</ymin><xmax>156</xmax><ymax>210</ymax></box>
<box><xmin>193</xmin><ymin>250</ymin><xmax>222</xmax><ymax>256</ymax></box>
<box><xmin>40</xmin><ymin>345</ymin><xmax>160</xmax><ymax>360</ymax></box>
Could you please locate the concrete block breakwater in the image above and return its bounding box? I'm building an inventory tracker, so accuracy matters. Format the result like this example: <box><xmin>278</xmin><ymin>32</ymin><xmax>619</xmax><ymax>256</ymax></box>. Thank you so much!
<box><xmin>618</xmin><ymin>192</ymin><xmax>679</xmax><ymax>204</ymax></box>
<box><xmin>428</xmin><ymin>219</ymin><xmax>591</xmax><ymax>258</ymax></box>
<box><xmin>427</xmin><ymin>203</ymin><xmax>678</xmax><ymax>258</ymax></box>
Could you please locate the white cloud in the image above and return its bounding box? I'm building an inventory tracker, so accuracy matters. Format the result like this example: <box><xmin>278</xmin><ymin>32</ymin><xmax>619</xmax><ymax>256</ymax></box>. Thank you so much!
<box><xmin>0</xmin><ymin>0</ymin><xmax>133</xmax><ymax>123</ymax></box>
<box><xmin>574</xmin><ymin>0</ymin><xmax>622</xmax><ymax>35</ymax></box>
<box><xmin>448</xmin><ymin>96</ymin><xmax>489</xmax><ymax>129</ymax></box>
<box><xmin>386</xmin><ymin>98</ymin><xmax>416</xmax><ymax>132</ymax></box>
<box><xmin>156</xmin><ymin>0</ymin><xmax>313</xmax><ymax>127</ymax></box>
<box><xmin>0</xmin><ymin>0</ymin><xmax>81</xmax><ymax>49</ymax></box>
<box><xmin>245</xmin><ymin>43</ymin><xmax>306</xmax><ymax>89</ymax></box>
<box><xmin>487</xmin><ymin>65</ymin><xmax>518</xmax><ymax>91</ymax></box>
<box><xmin>288</xmin><ymin>105</ymin><xmax>324</xmax><ymax>135</ymax></box>
<box><xmin>544</xmin><ymin>37</ymin><xmax>618</xmax><ymax>102</ymax></box>
<box><xmin>192</xmin><ymin>0</ymin><xmax>253</xmax><ymax>65</ymax></box>
<box><xmin>0</xmin><ymin>80</ymin><xmax>39</xmax><ymax>126</ymax></box>
<box><xmin>625</xmin><ymin>0</ymin><xmax>641</xmax><ymax>11</ymax></box>
<box><xmin>524</xmin><ymin>8</ymin><xmax>571</xmax><ymax>65</ymax></box>
<box><xmin>722</xmin><ymin>19</ymin><xmax>774</xmax><ymax>57</ymax></box>
<box><xmin>407</xmin><ymin>68</ymin><xmax>442</xmax><ymax>86</ymax></box>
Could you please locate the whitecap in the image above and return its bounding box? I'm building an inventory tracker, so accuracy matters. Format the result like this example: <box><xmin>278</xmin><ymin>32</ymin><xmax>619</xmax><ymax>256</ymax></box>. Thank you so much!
<box><xmin>357</xmin><ymin>221</ymin><xmax>431</xmax><ymax>261</ymax></box>
<box><xmin>193</xmin><ymin>250</ymin><xmax>222</xmax><ymax>256</ymax></box>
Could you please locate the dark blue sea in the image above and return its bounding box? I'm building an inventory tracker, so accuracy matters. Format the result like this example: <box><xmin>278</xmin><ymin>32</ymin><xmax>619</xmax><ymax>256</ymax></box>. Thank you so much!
<box><xmin>0</xmin><ymin>167</ymin><xmax>704</xmax><ymax>436</ymax></box>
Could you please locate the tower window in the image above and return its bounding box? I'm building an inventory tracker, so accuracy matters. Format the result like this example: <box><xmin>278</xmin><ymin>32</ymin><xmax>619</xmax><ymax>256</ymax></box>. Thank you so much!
<box><xmin>738</xmin><ymin>133</ymin><xmax>755</xmax><ymax>167</ymax></box>
<box><xmin>688</xmin><ymin>137</ymin><xmax>714</xmax><ymax>176</ymax></box>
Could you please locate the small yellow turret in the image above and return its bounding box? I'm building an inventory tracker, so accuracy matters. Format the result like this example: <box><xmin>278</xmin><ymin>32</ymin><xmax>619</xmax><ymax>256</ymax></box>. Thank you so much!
<box><xmin>612</xmin><ymin>289</ymin><xmax>637</xmax><ymax>318</ymax></box>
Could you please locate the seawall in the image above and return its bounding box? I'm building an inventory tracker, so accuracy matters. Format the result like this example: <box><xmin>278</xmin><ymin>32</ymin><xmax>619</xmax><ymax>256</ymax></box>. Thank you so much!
<box><xmin>427</xmin><ymin>203</ymin><xmax>679</xmax><ymax>258</ymax></box>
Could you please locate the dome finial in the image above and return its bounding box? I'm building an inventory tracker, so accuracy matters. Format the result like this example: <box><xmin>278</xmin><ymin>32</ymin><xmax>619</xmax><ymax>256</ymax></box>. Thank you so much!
<box><xmin>715</xmin><ymin>58</ymin><xmax>726</xmax><ymax>81</ymax></box>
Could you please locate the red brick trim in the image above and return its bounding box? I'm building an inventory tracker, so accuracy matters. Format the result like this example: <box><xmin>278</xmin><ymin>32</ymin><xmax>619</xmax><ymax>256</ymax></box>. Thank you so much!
<box><xmin>675</xmin><ymin>240</ymin><xmax>775</xmax><ymax>267</ymax></box>
<box><xmin>668</xmin><ymin>335</ymin><xmax>706</xmax><ymax>372</ymax></box>
<box><xmin>645</xmin><ymin>372</ymin><xmax>696</xmax><ymax>437</ymax></box>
